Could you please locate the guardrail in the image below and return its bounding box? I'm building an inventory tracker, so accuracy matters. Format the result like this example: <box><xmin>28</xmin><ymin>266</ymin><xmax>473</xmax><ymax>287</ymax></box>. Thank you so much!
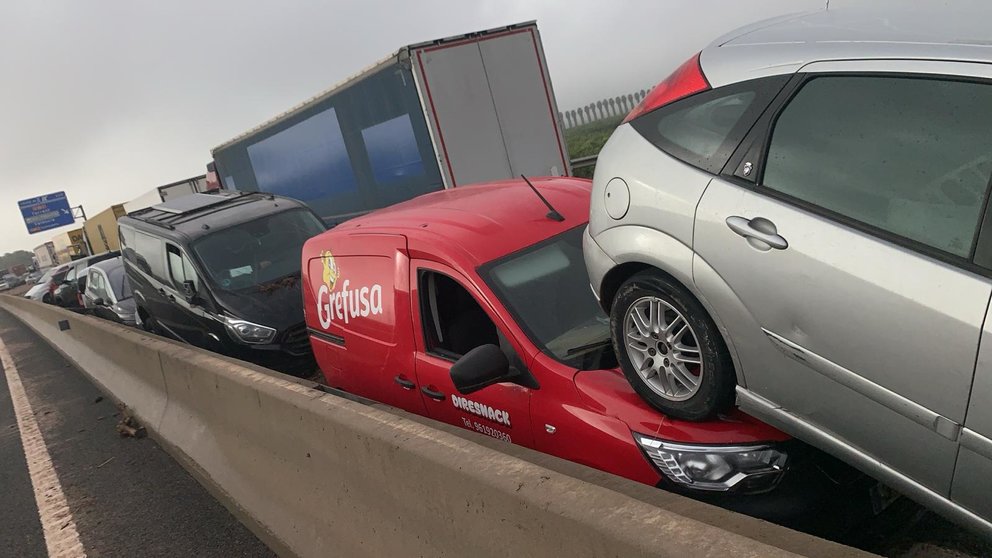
<box><xmin>570</xmin><ymin>154</ymin><xmax>598</xmax><ymax>171</ymax></box>
<box><xmin>0</xmin><ymin>296</ymin><xmax>872</xmax><ymax>558</ymax></box>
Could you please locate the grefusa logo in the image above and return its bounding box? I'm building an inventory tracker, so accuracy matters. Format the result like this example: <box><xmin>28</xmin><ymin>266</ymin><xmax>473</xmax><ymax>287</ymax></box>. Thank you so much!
<box><xmin>316</xmin><ymin>251</ymin><xmax>383</xmax><ymax>329</ymax></box>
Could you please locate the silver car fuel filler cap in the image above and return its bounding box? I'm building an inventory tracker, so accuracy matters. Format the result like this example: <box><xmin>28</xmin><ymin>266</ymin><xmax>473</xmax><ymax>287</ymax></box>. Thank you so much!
<box><xmin>604</xmin><ymin>177</ymin><xmax>630</xmax><ymax>220</ymax></box>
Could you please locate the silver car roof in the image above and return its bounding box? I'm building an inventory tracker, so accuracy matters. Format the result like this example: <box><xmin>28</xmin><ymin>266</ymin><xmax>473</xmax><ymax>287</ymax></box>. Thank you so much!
<box><xmin>701</xmin><ymin>9</ymin><xmax>992</xmax><ymax>87</ymax></box>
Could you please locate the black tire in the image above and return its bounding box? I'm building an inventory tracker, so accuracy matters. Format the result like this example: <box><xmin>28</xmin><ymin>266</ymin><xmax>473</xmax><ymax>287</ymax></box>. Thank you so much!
<box><xmin>610</xmin><ymin>270</ymin><xmax>735</xmax><ymax>421</ymax></box>
<box><xmin>42</xmin><ymin>293</ymin><xmax>53</xmax><ymax>304</ymax></box>
<box><xmin>138</xmin><ymin>309</ymin><xmax>156</xmax><ymax>334</ymax></box>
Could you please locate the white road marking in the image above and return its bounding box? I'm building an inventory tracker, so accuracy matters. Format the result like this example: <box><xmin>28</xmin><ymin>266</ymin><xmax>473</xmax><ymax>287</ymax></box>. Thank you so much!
<box><xmin>0</xmin><ymin>338</ymin><xmax>87</xmax><ymax>557</ymax></box>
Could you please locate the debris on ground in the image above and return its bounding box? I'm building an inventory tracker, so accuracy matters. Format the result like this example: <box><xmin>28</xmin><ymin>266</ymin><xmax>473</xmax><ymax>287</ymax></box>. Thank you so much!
<box><xmin>93</xmin><ymin>395</ymin><xmax>104</xmax><ymax>404</ymax></box>
<box><xmin>96</xmin><ymin>457</ymin><xmax>115</xmax><ymax>468</ymax></box>
<box><xmin>116</xmin><ymin>406</ymin><xmax>146</xmax><ymax>439</ymax></box>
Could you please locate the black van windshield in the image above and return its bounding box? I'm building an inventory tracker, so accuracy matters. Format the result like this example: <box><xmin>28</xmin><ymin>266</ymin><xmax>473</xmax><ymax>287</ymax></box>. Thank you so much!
<box><xmin>192</xmin><ymin>208</ymin><xmax>326</xmax><ymax>291</ymax></box>
<box><xmin>481</xmin><ymin>226</ymin><xmax>615</xmax><ymax>371</ymax></box>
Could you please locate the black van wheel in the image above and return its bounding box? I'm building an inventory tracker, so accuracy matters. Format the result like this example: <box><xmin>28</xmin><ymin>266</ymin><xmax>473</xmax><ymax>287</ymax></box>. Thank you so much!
<box><xmin>138</xmin><ymin>309</ymin><xmax>157</xmax><ymax>333</ymax></box>
<box><xmin>610</xmin><ymin>270</ymin><xmax>735</xmax><ymax>421</ymax></box>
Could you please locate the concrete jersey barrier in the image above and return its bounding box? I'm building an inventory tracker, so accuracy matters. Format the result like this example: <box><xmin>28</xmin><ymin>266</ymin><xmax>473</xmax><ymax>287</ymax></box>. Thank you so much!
<box><xmin>0</xmin><ymin>295</ymin><xmax>873</xmax><ymax>558</ymax></box>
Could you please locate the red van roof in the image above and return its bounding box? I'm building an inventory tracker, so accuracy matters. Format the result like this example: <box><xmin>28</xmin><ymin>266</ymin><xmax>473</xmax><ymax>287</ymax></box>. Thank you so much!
<box><xmin>333</xmin><ymin>177</ymin><xmax>592</xmax><ymax>265</ymax></box>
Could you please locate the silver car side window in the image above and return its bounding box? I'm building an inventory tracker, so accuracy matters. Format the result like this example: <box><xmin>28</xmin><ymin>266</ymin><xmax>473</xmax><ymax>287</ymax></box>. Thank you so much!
<box><xmin>763</xmin><ymin>75</ymin><xmax>992</xmax><ymax>258</ymax></box>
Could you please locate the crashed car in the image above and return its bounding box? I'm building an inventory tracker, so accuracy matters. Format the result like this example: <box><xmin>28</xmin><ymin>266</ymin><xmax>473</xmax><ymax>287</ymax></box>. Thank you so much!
<box><xmin>24</xmin><ymin>264</ymin><xmax>71</xmax><ymax>304</ymax></box>
<box><xmin>118</xmin><ymin>192</ymin><xmax>327</xmax><ymax>376</ymax></box>
<box><xmin>584</xmin><ymin>9</ymin><xmax>992</xmax><ymax>536</ymax></box>
<box><xmin>302</xmin><ymin>177</ymin><xmax>883</xmax><ymax>530</ymax></box>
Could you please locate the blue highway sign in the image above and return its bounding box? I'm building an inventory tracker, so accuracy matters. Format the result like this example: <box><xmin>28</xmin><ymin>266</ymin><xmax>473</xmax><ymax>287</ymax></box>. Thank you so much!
<box><xmin>18</xmin><ymin>191</ymin><xmax>75</xmax><ymax>234</ymax></box>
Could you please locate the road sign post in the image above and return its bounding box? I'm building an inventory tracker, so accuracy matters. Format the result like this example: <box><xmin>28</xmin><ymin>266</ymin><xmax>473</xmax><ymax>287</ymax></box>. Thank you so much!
<box><xmin>18</xmin><ymin>192</ymin><xmax>75</xmax><ymax>234</ymax></box>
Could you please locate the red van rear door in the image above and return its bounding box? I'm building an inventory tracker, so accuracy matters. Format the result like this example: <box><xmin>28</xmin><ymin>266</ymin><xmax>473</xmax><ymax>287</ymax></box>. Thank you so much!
<box><xmin>304</xmin><ymin>234</ymin><xmax>426</xmax><ymax>415</ymax></box>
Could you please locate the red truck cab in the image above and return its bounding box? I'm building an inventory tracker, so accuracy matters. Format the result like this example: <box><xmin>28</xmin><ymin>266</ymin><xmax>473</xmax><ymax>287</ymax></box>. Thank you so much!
<box><xmin>302</xmin><ymin>177</ymin><xmax>876</xmax><ymax>529</ymax></box>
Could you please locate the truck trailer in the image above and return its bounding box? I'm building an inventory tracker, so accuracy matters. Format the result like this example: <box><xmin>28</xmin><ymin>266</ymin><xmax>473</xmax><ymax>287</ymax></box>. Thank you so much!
<box><xmin>83</xmin><ymin>204</ymin><xmax>127</xmax><ymax>253</ymax></box>
<box><xmin>51</xmin><ymin>227</ymin><xmax>89</xmax><ymax>264</ymax></box>
<box><xmin>123</xmin><ymin>174</ymin><xmax>214</xmax><ymax>214</ymax></box>
<box><xmin>211</xmin><ymin>21</ymin><xmax>569</xmax><ymax>225</ymax></box>
<box><xmin>33</xmin><ymin>242</ymin><xmax>57</xmax><ymax>269</ymax></box>
<box><xmin>158</xmin><ymin>175</ymin><xmax>213</xmax><ymax>202</ymax></box>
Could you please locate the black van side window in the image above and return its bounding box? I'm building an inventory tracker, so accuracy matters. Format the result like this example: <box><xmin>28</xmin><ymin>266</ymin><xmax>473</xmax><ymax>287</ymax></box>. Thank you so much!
<box><xmin>419</xmin><ymin>271</ymin><xmax>498</xmax><ymax>360</ymax></box>
<box><xmin>132</xmin><ymin>231</ymin><xmax>167</xmax><ymax>283</ymax></box>
<box><xmin>166</xmin><ymin>244</ymin><xmax>200</xmax><ymax>292</ymax></box>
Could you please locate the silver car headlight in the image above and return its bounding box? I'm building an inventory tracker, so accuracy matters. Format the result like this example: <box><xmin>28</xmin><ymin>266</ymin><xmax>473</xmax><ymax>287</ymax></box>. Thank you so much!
<box><xmin>635</xmin><ymin>433</ymin><xmax>788</xmax><ymax>494</ymax></box>
<box><xmin>221</xmin><ymin>316</ymin><xmax>277</xmax><ymax>344</ymax></box>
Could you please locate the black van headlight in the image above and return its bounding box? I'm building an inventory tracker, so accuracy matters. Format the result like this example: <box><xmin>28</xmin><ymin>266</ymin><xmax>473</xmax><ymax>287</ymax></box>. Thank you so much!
<box><xmin>635</xmin><ymin>433</ymin><xmax>788</xmax><ymax>494</ymax></box>
<box><xmin>222</xmin><ymin>316</ymin><xmax>277</xmax><ymax>344</ymax></box>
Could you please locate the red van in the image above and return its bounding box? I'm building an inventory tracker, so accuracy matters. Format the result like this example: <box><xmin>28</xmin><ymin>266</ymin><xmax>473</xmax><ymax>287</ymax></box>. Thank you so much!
<box><xmin>301</xmin><ymin>177</ymin><xmax>879</xmax><ymax>529</ymax></box>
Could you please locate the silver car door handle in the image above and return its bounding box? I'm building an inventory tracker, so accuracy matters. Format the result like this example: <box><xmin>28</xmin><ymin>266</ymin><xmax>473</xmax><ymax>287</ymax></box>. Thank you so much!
<box><xmin>725</xmin><ymin>216</ymin><xmax>789</xmax><ymax>250</ymax></box>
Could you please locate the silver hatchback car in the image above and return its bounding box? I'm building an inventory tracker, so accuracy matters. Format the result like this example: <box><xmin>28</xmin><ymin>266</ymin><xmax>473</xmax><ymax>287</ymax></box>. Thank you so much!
<box><xmin>585</xmin><ymin>9</ymin><xmax>992</xmax><ymax>535</ymax></box>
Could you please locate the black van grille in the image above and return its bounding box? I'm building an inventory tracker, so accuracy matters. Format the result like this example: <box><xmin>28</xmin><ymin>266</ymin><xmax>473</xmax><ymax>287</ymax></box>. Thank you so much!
<box><xmin>282</xmin><ymin>324</ymin><xmax>312</xmax><ymax>356</ymax></box>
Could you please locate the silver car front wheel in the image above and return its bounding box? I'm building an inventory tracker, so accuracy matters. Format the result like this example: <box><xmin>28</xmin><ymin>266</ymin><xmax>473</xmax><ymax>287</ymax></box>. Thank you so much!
<box><xmin>611</xmin><ymin>270</ymin><xmax>735</xmax><ymax>421</ymax></box>
<box><xmin>623</xmin><ymin>296</ymin><xmax>703</xmax><ymax>402</ymax></box>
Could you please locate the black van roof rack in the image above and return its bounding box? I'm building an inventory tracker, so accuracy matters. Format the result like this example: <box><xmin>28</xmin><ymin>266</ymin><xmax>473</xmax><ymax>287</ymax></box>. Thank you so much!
<box><xmin>126</xmin><ymin>191</ymin><xmax>275</xmax><ymax>230</ymax></box>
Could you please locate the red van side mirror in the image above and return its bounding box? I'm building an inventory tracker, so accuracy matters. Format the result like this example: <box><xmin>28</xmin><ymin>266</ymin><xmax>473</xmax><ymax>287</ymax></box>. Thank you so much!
<box><xmin>450</xmin><ymin>344</ymin><xmax>511</xmax><ymax>394</ymax></box>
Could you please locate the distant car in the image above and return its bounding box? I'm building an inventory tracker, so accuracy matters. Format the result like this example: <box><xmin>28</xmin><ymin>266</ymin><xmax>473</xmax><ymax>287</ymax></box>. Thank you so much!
<box><xmin>82</xmin><ymin>258</ymin><xmax>136</xmax><ymax>326</ymax></box>
<box><xmin>25</xmin><ymin>270</ymin><xmax>43</xmax><ymax>283</ymax></box>
<box><xmin>54</xmin><ymin>267</ymin><xmax>89</xmax><ymax>308</ymax></box>
<box><xmin>24</xmin><ymin>265</ymin><xmax>71</xmax><ymax>304</ymax></box>
<box><xmin>2</xmin><ymin>274</ymin><xmax>24</xmax><ymax>289</ymax></box>
<box><xmin>53</xmin><ymin>252</ymin><xmax>121</xmax><ymax>309</ymax></box>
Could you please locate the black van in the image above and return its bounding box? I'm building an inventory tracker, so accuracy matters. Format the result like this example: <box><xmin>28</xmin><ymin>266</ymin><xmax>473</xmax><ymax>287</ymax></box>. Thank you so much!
<box><xmin>118</xmin><ymin>192</ymin><xmax>326</xmax><ymax>376</ymax></box>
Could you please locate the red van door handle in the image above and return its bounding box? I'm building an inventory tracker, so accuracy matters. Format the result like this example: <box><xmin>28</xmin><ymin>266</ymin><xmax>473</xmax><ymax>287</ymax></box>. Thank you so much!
<box><xmin>394</xmin><ymin>376</ymin><xmax>415</xmax><ymax>390</ymax></box>
<box><xmin>421</xmin><ymin>386</ymin><xmax>445</xmax><ymax>401</ymax></box>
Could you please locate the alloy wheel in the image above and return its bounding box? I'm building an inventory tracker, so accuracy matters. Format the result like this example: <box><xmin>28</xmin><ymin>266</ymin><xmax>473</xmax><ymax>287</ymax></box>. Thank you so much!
<box><xmin>623</xmin><ymin>296</ymin><xmax>703</xmax><ymax>402</ymax></box>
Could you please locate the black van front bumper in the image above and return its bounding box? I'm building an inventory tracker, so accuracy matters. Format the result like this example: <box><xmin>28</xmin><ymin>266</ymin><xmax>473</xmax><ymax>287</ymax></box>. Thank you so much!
<box><xmin>227</xmin><ymin>344</ymin><xmax>318</xmax><ymax>378</ymax></box>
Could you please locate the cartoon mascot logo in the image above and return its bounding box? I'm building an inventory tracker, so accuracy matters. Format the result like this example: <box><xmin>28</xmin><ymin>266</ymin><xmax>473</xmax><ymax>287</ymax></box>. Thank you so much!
<box><xmin>315</xmin><ymin>249</ymin><xmax>383</xmax><ymax>330</ymax></box>
<box><xmin>321</xmin><ymin>250</ymin><xmax>339</xmax><ymax>291</ymax></box>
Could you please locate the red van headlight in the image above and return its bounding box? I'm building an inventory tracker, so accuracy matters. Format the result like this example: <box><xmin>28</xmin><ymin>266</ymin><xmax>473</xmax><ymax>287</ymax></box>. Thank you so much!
<box><xmin>635</xmin><ymin>433</ymin><xmax>789</xmax><ymax>495</ymax></box>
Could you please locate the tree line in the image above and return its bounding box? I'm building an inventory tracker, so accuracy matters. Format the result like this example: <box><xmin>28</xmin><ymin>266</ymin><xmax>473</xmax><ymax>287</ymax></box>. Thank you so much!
<box><xmin>0</xmin><ymin>250</ymin><xmax>35</xmax><ymax>270</ymax></box>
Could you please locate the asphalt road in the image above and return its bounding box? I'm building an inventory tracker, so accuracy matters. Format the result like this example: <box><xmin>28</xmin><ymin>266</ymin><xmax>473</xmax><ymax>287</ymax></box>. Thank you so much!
<box><xmin>0</xmin><ymin>307</ymin><xmax>274</xmax><ymax>557</ymax></box>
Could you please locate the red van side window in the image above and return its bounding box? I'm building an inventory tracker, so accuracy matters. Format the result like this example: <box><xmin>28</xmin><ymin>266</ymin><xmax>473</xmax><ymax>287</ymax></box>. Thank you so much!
<box><xmin>419</xmin><ymin>271</ymin><xmax>498</xmax><ymax>360</ymax></box>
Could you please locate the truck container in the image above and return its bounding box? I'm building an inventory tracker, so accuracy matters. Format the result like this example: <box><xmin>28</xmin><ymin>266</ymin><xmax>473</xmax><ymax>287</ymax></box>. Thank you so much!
<box><xmin>33</xmin><ymin>242</ymin><xmax>57</xmax><ymax>269</ymax></box>
<box><xmin>211</xmin><ymin>21</ymin><xmax>569</xmax><ymax>225</ymax></box>
<box><xmin>158</xmin><ymin>175</ymin><xmax>213</xmax><ymax>202</ymax></box>
<box><xmin>10</xmin><ymin>264</ymin><xmax>28</xmax><ymax>277</ymax></box>
<box><xmin>83</xmin><ymin>204</ymin><xmax>127</xmax><ymax>253</ymax></box>
<box><xmin>123</xmin><ymin>189</ymin><xmax>165</xmax><ymax>214</ymax></box>
<box><xmin>122</xmin><ymin>174</ymin><xmax>214</xmax><ymax>214</ymax></box>
<box><xmin>51</xmin><ymin>227</ymin><xmax>89</xmax><ymax>264</ymax></box>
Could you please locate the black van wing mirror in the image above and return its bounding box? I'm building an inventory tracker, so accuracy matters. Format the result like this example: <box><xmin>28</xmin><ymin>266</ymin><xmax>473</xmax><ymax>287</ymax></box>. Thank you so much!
<box><xmin>450</xmin><ymin>344</ymin><xmax>538</xmax><ymax>394</ymax></box>
<box><xmin>182</xmin><ymin>280</ymin><xmax>197</xmax><ymax>303</ymax></box>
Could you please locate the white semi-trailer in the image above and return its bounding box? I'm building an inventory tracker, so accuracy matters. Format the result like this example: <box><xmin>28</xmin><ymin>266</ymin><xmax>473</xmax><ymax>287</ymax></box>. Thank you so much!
<box><xmin>211</xmin><ymin>21</ymin><xmax>569</xmax><ymax>225</ymax></box>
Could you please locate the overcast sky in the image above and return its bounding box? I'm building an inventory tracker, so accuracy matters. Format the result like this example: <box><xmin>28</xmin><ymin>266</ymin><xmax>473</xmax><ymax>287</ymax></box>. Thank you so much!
<box><xmin>0</xmin><ymin>0</ymin><xmax>958</xmax><ymax>255</ymax></box>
